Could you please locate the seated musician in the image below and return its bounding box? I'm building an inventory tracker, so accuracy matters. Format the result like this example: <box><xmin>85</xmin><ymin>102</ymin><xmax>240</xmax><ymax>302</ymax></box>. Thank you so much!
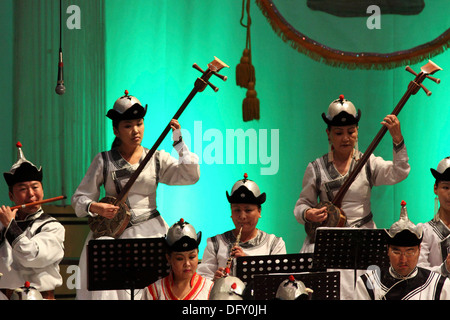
<box><xmin>0</xmin><ymin>142</ymin><xmax>65</xmax><ymax>300</ymax></box>
<box><xmin>355</xmin><ymin>201</ymin><xmax>450</xmax><ymax>300</ymax></box>
<box><xmin>197</xmin><ymin>174</ymin><xmax>286</xmax><ymax>281</ymax></box>
<box><xmin>141</xmin><ymin>218</ymin><xmax>213</xmax><ymax>300</ymax></box>
<box><xmin>294</xmin><ymin>94</ymin><xmax>410</xmax><ymax>254</ymax></box>
<box><xmin>417</xmin><ymin>157</ymin><xmax>450</xmax><ymax>275</ymax></box>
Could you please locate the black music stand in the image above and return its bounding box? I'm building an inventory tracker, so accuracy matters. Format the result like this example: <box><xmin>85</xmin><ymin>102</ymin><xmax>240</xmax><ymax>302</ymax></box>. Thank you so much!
<box><xmin>87</xmin><ymin>237</ymin><xmax>170</xmax><ymax>300</ymax></box>
<box><xmin>313</xmin><ymin>227</ymin><xmax>390</xmax><ymax>286</ymax></box>
<box><xmin>235</xmin><ymin>253</ymin><xmax>333</xmax><ymax>299</ymax></box>
<box><xmin>251</xmin><ymin>271</ymin><xmax>340</xmax><ymax>300</ymax></box>
<box><xmin>235</xmin><ymin>253</ymin><xmax>324</xmax><ymax>284</ymax></box>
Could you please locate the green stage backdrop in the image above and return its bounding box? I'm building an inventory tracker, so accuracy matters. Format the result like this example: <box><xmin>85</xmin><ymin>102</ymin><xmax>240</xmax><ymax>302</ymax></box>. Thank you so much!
<box><xmin>2</xmin><ymin>0</ymin><xmax>449</xmax><ymax>257</ymax></box>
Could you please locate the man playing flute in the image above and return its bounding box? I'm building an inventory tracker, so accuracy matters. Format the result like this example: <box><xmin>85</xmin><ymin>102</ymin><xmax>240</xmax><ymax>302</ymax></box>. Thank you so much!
<box><xmin>0</xmin><ymin>142</ymin><xmax>65</xmax><ymax>300</ymax></box>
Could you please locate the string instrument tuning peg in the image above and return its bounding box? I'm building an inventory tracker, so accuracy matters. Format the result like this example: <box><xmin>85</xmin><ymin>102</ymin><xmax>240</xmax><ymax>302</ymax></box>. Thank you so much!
<box><xmin>207</xmin><ymin>81</ymin><xmax>219</xmax><ymax>92</ymax></box>
<box><xmin>405</xmin><ymin>65</ymin><xmax>441</xmax><ymax>84</ymax></box>
<box><xmin>405</xmin><ymin>66</ymin><xmax>418</xmax><ymax>76</ymax></box>
<box><xmin>192</xmin><ymin>63</ymin><xmax>227</xmax><ymax>81</ymax></box>
<box><xmin>405</xmin><ymin>61</ymin><xmax>442</xmax><ymax>96</ymax></box>
<box><xmin>211</xmin><ymin>70</ymin><xmax>228</xmax><ymax>81</ymax></box>
<box><xmin>192</xmin><ymin>58</ymin><xmax>229</xmax><ymax>92</ymax></box>
<box><xmin>419</xmin><ymin>83</ymin><xmax>432</xmax><ymax>96</ymax></box>
<box><xmin>425</xmin><ymin>75</ymin><xmax>440</xmax><ymax>84</ymax></box>
<box><xmin>192</xmin><ymin>63</ymin><xmax>205</xmax><ymax>74</ymax></box>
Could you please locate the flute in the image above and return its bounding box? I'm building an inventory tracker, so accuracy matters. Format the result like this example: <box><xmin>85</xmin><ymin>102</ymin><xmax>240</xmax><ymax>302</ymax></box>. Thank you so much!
<box><xmin>10</xmin><ymin>195</ymin><xmax>67</xmax><ymax>210</ymax></box>
<box><xmin>226</xmin><ymin>226</ymin><xmax>243</xmax><ymax>271</ymax></box>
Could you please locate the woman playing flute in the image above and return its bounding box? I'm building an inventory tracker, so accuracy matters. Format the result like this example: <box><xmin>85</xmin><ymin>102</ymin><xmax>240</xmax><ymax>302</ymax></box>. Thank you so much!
<box><xmin>197</xmin><ymin>173</ymin><xmax>286</xmax><ymax>281</ymax></box>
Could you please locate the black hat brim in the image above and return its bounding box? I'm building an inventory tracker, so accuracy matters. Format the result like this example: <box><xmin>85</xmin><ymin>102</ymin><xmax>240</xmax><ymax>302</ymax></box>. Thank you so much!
<box><xmin>431</xmin><ymin>168</ymin><xmax>450</xmax><ymax>182</ymax></box>
<box><xmin>385</xmin><ymin>229</ymin><xmax>422</xmax><ymax>247</ymax></box>
<box><xmin>4</xmin><ymin>162</ymin><xmax>43</xmax><ymax>187</ymax></box>
<box><xmin>322</xmin><ymin>109</ymin><xmax>361</xmax><ymax>127</ymax></box>
<box><xmin>106</xmin><ymin>103</ymin><xmax>147</xmax><ymax>121</ymax></box>
<box><xmin>166</xmin><ymin>232</ymin><xmax>202</xmax><ymax>252</ymax></box>
<box><xmin>226</xmin><ymin>186</ymin><xmax>266</xmax><ymax>205</ymax></box>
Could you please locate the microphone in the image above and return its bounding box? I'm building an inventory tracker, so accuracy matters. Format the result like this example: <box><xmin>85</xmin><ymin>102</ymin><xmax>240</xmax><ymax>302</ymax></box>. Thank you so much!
<box><xmin>55</xmin><ymin>48</ymin><xmax>65</xmax><ymax>95</ymax></box>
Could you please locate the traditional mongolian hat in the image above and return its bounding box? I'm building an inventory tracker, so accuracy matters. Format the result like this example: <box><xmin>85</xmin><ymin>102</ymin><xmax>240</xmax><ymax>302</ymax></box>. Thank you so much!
<box><xmin>322</xmin><ymin>94</ymin><xmax>361</xmax><ymax>127</ymax></box>
<box><xmin>275</xmin><ymin>275</ymin><xmax>313</xmax><ymax>300</ymax></box>
<box><xmin>430</xmin><ymin>157</ymin><xmax>450</xmax><ymax>182</ymax></box>
<box><xmin>10</xmin><ymin>281</ymin><xmax>43</xmax><ymax>300</ymax></box>
<box><xmin>3</xmin><ymin>142</ymin><xmax>42</xmax><ymax>187</ymax></box>
<box><xmin>165</xmin><ymin>218</ymin><xmax>201</xmax><ymax>252</ymax></box>
<box><xmin>209</xmin><ymin>274</ymin><xmax>246</xmax><ymax>300</ymax></box>
<box><xmin>226</xmin><ymin>173</ymin><xmax>266</xmax><ymax>205</ymax></box>
<box><xmin>385</xmin><ymin>200</ymin><xmax>423</xmax><ymax>247</ymax></box>
<box><xmin>106</xmin><ymin>90</ymin><xmax>147</xmax><ymax>121</ymax></box>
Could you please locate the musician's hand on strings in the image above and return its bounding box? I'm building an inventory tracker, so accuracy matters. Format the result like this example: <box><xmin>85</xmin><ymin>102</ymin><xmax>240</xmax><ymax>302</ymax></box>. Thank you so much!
<box><xmin>381</xmin><ymin>115</ymin><xmax>403</xmax><ymax>145</ymax></box>
<box><xmin>0</xmin><ymin>205</ymin><xmax>17</xmax><ymax>227</ymax></box>
<box><xmin>89</xmin><ymin>202</ymin><xmax>120</xmax><ymax>219</ymax></box>
<box><xmin>305</xmin><ymin>206</ymin><xmax>328</xmax><ymax>223</ymax></box>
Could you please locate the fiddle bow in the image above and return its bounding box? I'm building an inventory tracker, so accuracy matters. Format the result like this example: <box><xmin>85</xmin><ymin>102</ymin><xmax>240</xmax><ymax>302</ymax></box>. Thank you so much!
<box><xmin>89</xmin><ymin>57</ymin><xmax>229</xmax><ymax>239</ymax></box>
<box><xmin>305</xmin><ymin>60</ymin><xmax>442</xmax><ymax>242</ymax></box>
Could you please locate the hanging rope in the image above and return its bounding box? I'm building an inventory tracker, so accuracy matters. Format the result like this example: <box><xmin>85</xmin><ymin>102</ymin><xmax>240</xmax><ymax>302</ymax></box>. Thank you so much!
<box><xmin>236</xmin><ymin>0</ymin><xmax>255</xmax><ymax>87</ymax></box>
<box><xmin>237</xmin><ymin>0</ymin><xmax>260</xmax><ymax>122</ymax></box>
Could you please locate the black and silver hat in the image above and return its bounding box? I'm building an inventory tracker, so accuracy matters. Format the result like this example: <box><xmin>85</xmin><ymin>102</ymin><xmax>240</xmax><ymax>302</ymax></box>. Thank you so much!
<box><xmin>385</xmin><ymin>200</ymin><xmax>423</xmax><ymax>246</ymax></box>
<box><xmin>275</xmin><ymin>275</ymin><xmax>312</xmax><ymax>300</ymax></box>
<box><xmin>106</xmin><ymin>90</ymin><xmax>147</xmax><ymax>121</ymax></box>
<box><xmin>430</xmin><ymin>157</ymin><xmax>450</xmax><ymax>182</ymax></box>
<box><xmin>209</xmin><ymin>275</ymin><xmax>246</xmax><ymax>300</ymax></box>
<box><xmin>226</xmin><ymin>173</ymin><xmax>266</xmax><ymax>205</ymax></box>
<box><xmin>165</xmin><ymin>218</ymin><xmax>201</xmax><ymax>252</ymax></box>
<box><xmin>322</xmin><ymin>94</ymin><xmax>361</xmax><ymax>127</ymax></box>
<box><xmin>3</xmin><ymin>142</ymin><xmax>42</xmax><ymax>187</ymax></box>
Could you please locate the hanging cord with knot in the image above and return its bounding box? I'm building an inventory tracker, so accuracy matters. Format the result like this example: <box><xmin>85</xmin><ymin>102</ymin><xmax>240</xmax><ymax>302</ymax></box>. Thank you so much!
<box><xmin>236</xmin><ymin>0</ymin><xmax>260</xmax><ymax>121</ymax></box>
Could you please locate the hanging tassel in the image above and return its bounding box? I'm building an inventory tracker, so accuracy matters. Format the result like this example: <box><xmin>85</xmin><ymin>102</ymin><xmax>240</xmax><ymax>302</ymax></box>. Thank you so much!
<box><xmin>242</xmin><ymin>82</ymin><xmax>260</xmax><ymax>122</ymax></box>
<box><xmin>236</xmin><ymin>49</ymin><xmax>255</xmax><ymax>88</ymax></box>
<box><xmin>238</xmin><ymin>0</ymin><xmax>260</xmax><ymax>122</ymax></box>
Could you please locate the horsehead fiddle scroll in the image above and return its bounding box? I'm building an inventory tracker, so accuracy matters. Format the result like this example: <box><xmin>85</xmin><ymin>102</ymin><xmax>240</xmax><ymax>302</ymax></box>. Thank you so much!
<box><xmin>89</xmin><ymin>57</ymin><xmax>229</xmax><ymax>239</ymax></box>
<box><xmin>305</xmin><ymin>60</ymin><xmax>443</xmax><ymax>242</ymax></box>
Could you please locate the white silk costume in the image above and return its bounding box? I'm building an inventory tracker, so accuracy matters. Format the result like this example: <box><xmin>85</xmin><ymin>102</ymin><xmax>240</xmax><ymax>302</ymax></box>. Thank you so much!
<box><xmin>71</xmin><ymin>140</ymin><xmax>200</xmax><ymax>300</ymax></box>
<box><xmin>0</xmin><ymin>208</ymin><xmax>65</xmax><ymax>300</ymax></box>
<box><xmin>355</xmin><ymin>266</ymin><xmax>450</xmax><ymax>300</ymax></box>
<box><xmin>294</xmin><ymin>143</ymin><xmax>409</xmax><ymax>300</ymax></box>
<box><xmin>294</xmin><ymin>142</ymin><xmax>410</xmax><ymax>253</ymax></box>
<box><xmin>417</xmin><ymin>214</ymin><xmax>450</xmax><ymax>276</ymax></box>
<box><xmin>197</xmin><ymin>229</ymin><xmax>286</xmax><ymax>280</ymax></box>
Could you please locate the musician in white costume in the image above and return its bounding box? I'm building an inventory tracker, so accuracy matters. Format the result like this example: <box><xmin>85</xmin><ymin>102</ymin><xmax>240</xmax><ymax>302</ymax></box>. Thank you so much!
<box><xmin>72</xmin><ymin>91</ymin><xmax>200</xmax><ymax>300</ymax></box>
<box><xmin>355</xmin><ymin>201</ymin><xmax>450</xmax><ymax>300</ymax></box>
<box><xmin>0</xmin><ymin>143</ymin><xmax>65</xmax><ymax>300</ymax></box>
<box><xmin>417</xmin><ymin>157</ymin><xmax>450</xmax><ymax>275</ymax></box>
<box><xmin>293</xmin><ymin>95</ymin><xmax>410</xmax><ymax>300</ymax></box>
<box><xmin>294</xmin><ymin>95</ymin><xmax>410</xmax><ymax>253</ymax></box>
<box><xmin>142</xmin><ymin>218</ymin><xmax>213</xmax><ymax>300</ymax></box>
<box><xmin>197</xmin><ymin>174</ymin><xmax>286</xmax><ymax>280</ymax></box>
